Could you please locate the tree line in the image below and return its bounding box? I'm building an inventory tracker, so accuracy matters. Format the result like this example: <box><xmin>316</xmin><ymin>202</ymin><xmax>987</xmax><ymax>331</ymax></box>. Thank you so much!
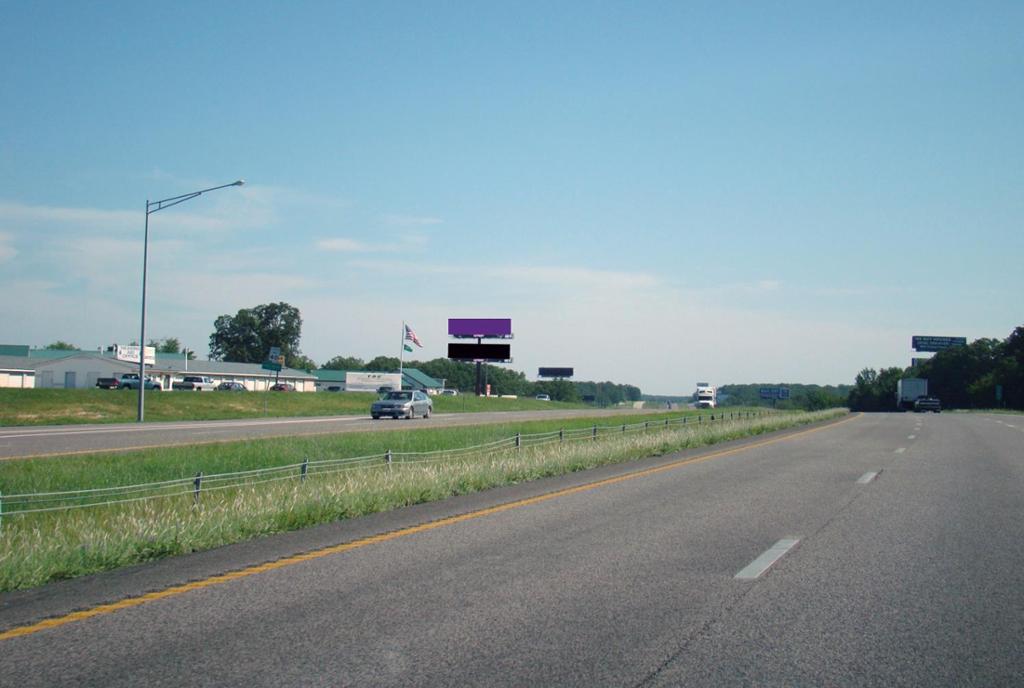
<box><xmin>716</xmin><ymin>383</ymin><xmax>852</xmax><ymax>411</ymax></box>
<box><xmin>848</xmin><ymin>325</ymin><xmax>1024</xmax><ymax>411</ymax></box>
<box><xmin>206</xmin><ymin>302</ymin><xmax>641</xmax><ymax>403</ymax></box>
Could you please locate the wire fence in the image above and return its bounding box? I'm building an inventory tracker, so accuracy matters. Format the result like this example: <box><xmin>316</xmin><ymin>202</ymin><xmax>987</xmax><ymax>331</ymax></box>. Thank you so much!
<box><xmin>0</xmin><ymin>411</ymin><xmax>766</xmax><ymax>521</ymax></box>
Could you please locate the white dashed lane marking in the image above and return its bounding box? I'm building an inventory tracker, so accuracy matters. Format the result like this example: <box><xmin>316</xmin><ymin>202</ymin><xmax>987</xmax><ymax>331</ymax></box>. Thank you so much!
<box><xmin>735</xmin><ymin>538</ymin><xmax>800</xmax><ymax>580</ymax></box>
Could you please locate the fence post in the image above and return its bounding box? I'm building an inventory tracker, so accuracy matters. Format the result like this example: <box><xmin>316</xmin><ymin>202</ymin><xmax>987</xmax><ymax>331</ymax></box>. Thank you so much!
<box><xmin>385</xmin><ymin>449</ymin><xmax>392</xmax><ymax>466</ymax></box>
<box><xmin>559</xmin><ymin>428</ymin><xmax>564</xmax><ymax>442</ymax></box>
<box><xmin>515</xmin><ymin>432</ymin><xmax>521</xmax><ymax>451</ymax></box>
<box><xmin>665</xmin><ymin>418</ymin><xmax>669</xmax><ymax>428</ymax></box>
<box><xmin>0</xmin><ymin>489</ymin><xmax>3</xmax><ymax>534</ymax></box>
<box><xmin>699</xmin><ymin>415</ymin><xmax>702</xmax><ymax>424</ymax></box>
<box><xmin>683</xmin><ymin>416</ymin><xmax>687</xmax><ymax>425</ymax></box>
<box><xmin>622</xmin><ymin>424</ymin><xmax>626</xmax><ymax>434</ymax></box>
<box><xmin>592</xmin><ymin>425</ymin><xmax>598</xmax><ymax>441</ymax></box>
<box><xmin>644</xmin><ymin>421</ymin><xmax>649</xmax><ymax>431</ymax></box>
<box><xmin>301</xmin><ymin>458</ymin><xmax>309</xmax><ymax>483</ymax></box>
<box><xmin>193</xmin><ymin>472</ymin><xmax>203</xmax><ymax>506</ymax></box>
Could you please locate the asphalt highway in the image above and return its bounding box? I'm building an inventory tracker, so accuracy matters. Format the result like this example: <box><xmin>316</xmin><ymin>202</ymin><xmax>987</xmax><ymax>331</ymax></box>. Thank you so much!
<box><xmin>0</xmin><ymin>408</ymin><xmax>653</xmax><ymax>460</ymax></box>
<box><xmin>1</xmin><ymin>412</ymin><xmax>1022</xmax><ymax>686</ymax></box>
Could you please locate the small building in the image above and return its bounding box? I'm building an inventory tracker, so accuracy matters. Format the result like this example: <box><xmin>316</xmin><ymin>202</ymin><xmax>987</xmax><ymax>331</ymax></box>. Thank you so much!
<box><xmin>401</xmin><ymin>368</ymin><xmax>443</xmax><ymax>394</ymax></box>
<box><xmin>6</xmin><ymin>346</ymin><xmax>316</xmax><ymax>391</ymax></box>
<box><xmin>0</xmin><ymin>356</ymin><xmax>35</xmax><ymax>389</ymax></box>
<box><xmin>313</xmin><ymin>369</ymin><xmax>349</xmax><ymax>392</ymax></box>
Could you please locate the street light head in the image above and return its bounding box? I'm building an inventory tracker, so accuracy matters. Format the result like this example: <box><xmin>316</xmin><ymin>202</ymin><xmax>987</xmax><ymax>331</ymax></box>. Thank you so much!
<box><xmin>233</xmin><ymin>179</ymin><xmax>245</xmax><ymax>187</ymax></box>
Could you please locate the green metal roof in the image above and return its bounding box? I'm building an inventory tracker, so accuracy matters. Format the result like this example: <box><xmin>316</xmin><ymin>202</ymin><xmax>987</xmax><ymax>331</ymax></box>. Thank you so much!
<box><xmin>313</xmin><ymin>369</ymin><xmax>350</xmax><ymax>383</ymax></box>
<box><xmin>0</xmin><ymin>344</ymin><xmax>30</xmax><ymax>357</ymax></box>
<box><xmin>402</xmin><ymin>368</ymin><xmax>443</xmax><ymax>389</ymax></box>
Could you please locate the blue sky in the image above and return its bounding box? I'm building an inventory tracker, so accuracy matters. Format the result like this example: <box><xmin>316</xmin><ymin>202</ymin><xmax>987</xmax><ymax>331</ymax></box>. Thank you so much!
<box><xmin>1</xmin><ymin>2</ymin><xmax>1021</xmax><ymax>394</ymax></box>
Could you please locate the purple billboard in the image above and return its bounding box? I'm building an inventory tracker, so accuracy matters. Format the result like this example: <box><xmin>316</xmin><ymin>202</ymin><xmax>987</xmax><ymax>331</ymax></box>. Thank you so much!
<box><xmin>447</xmin><ymin>318</ymin><xmax>513</xmax><ymax>339</ymax></box>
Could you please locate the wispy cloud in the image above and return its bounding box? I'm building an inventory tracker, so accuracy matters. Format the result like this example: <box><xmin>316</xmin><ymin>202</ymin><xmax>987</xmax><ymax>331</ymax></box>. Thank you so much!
<box><xmin>0</xmin><ymin>232</ymin><xmax>16</xmax><ymax>262</ymax></box>
<box><xmin>317</xmin><ymin>234</ymin><xmax>429</xmax><ymax>253</ymax></box>
<box><xmin>344</xmin><ymin>259</ymin><xmax>658</xmax><ymax>291</ymax></box>
<box><xmin>382</xmin><ymin>214</ymin><xmax>443</xmax><ymax>227</ymax></box>
<box><xmin>0</xmin><ymin>200</ymin><xmax>230</xmax><ymax>233</ymax></box>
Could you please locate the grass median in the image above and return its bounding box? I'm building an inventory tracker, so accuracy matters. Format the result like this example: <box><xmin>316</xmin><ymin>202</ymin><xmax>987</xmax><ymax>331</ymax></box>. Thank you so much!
<box><xmin>0</xmin><ymin>408</ymin><xmax>845</xmax><ymax>591</ymax></box>
<box><xmin>0</xmin><ymin>388</ymin><xmax>586</xmax><ymax>426</ymax></box>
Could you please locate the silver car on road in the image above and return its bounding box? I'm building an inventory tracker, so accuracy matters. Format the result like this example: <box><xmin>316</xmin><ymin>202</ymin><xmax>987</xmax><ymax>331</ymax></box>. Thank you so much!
<box><xmin>371</xmin><ymin>390</ymin><xmax>433</xmax><ymax>419</ymax></box>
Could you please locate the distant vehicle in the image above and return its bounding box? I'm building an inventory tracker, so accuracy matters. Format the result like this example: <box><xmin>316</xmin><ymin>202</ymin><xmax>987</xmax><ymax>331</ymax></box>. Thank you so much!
<box><xmin>914</xmin><ymin>396</ymin><xmax>941</xmax><ymax>413</ymax></box>
<box><xmin>896</xmin><ymin>378</ymin><xmax>929</xmax><ymax>411</ymax></box>
<box><xmin>535</xmin><ymin>393</ymin><xmax>551</xmax><ymax>401</ymax></box>
<box><xmin>695</xmin><ymin>383</ymin><xmax>716</xmax><ymax>409</ymax></box>
<box><xmin>440</xmin><ymin>389</ymin><xmax>459</xmax><ymax>396</ymax></box>
<box><xmin>323</xmin><ymin>385</ymin><xmax>343</xmax><ymax>392</ymax></box>
<box><xmin>173</xmin><ymin>376</ymin><xmax>215</xmax><ymax>391</ymax></box>
<box><xmin>371</xmin><ymin>390</ymin><xmax>432</xmax><ymax>419</ymax></box>
<box><xmin>117</xmin><ymin>374</ymin><xmax>162</xmax><ymax>391</ymax></box>
<box><xmin>377</xmin><ymin>386</ymin><xmax>396</xmax><ymax>394</ymax></box>
<box><xmin>270</xmin><ymin>383</ymin><xmax>295</xmax><ymax>392</ymax></box>
<box><xmin>216</xmin><ymin>381</ymin><xmax>247</xmax><ymax>392</ymax></box>
<box><xmin>96</xmin><ymin>375</ymin><xmax>128</xmax><ymax>389</ymax></box>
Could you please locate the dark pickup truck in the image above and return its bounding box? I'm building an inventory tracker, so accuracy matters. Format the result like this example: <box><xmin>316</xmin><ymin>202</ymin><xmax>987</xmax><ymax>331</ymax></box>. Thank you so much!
<box><xmin>95</xmin><ymin>375</ymin><xmax>124</xmax><ymax>389</ymax></box>
<box><xmin>96</xmin><ymin>374</ymin><xmax>162</xmax><ymax>390</ymax></box>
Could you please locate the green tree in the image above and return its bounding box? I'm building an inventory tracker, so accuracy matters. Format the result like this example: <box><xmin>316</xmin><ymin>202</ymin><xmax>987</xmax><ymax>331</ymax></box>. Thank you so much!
<box><xmin>321</xmin><ymin>355</ymin><xmax>365</xmax><ymax>370</ymax></box>
<box><xmin>847</xmin><ymin>367</ymin><xmax>903</xmax><ymax>411</ymax></box>
<box><xmin>289</xmin><ymin>354</ymin><xmax>317</xmax><ymax>371</ymax></box>
<box><xmin>365</xmin><ymin>356</ymin><xmax>401</xmax><ymax>372</ymax></box>
<box><xmin>209</xmin><ymin>302</ymin><xmax>306</xmax><ymax>367</ymax></box>
<box><xmin>45</xmin><ymin>341</ymin><xmax>77</xmax><ymax>350</ymax></box>
<box><xmin>147</xmin><ymin>337</ymin><xmax>195</xmax><ymax>359</ymax></box>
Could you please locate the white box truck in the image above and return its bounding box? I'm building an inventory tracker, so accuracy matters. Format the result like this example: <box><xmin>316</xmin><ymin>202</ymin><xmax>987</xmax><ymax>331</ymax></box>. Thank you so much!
<box><xmin>896</xmin><ymin>378</ymin><xmax>928</xmax><ymax>411</ymax></box>
<box><xmin>695</xmin><ymin>383</ymin><xmax>717</xmax><ymax>409</ymax></box>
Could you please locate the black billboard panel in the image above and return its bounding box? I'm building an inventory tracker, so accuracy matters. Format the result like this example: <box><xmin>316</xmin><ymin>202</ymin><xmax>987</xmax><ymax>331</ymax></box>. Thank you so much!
<box><xmin>447</xmin><ymin>343</ymin><xmax>512</xmax><ymax>362</ymax></box>
<box><xmin>538</xmin><ymin>367</ymin><xmax>574</xmax><ymax>378</ymax></box>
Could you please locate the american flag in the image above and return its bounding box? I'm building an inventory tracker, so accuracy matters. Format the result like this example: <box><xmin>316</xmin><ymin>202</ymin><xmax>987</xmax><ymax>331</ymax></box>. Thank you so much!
<box><xmin>404</xmin><ymin>324</ymin><xmax>423</xmax><ymax>347</ymax></box>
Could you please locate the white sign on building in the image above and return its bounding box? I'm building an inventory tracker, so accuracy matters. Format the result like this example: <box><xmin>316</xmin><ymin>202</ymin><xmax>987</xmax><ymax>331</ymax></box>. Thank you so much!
<box><xmin>345</xmin><ymin>372</ymin><xmax>402</xmax><ymax>392</ymax></box>
<box><xmin>115</xmin><ymin>345</ymin><xmax>156</xmax><ymax>366</ymax></box>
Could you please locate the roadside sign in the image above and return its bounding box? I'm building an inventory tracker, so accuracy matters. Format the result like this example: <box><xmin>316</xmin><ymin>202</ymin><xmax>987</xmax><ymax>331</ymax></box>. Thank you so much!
<box><xmin>263</xmin><ymin>346</ymin><xmax>283</xmax><ymax>371</ymax></box>
<box><xmin>759</xmin><ymin>387</ymin><xmax>790</xmax><ymax>400</ymax></box>
<box><xmin>912</xmin><ymin>336</ymin><xmax>967</xmax><ymax>352</ymax></box>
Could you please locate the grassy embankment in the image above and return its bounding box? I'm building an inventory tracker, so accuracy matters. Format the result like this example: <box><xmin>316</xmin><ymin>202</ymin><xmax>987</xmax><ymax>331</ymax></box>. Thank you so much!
<box><xmin>0</xmin><ymin>408</ymin><xmax>846</xmax><ymax>591</ymax></box>
<box><xmin>0</xmin><ymin>388</ymin><xmax>586</xmax><ymax>426</ymax></box>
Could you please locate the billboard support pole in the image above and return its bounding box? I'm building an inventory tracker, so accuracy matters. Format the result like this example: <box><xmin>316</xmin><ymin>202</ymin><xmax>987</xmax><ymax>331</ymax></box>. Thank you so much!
<box><xmin>474</xmin><ymin>336</ymin><xmax>482</xmax><ymax>396</ymax></box>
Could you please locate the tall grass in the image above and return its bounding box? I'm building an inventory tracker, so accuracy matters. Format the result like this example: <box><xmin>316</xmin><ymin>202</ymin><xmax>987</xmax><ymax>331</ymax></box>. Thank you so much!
<box><xmin>0</xmin><ymin>409</ymin><xmax>845</xmax><ymax>591</ymax></box>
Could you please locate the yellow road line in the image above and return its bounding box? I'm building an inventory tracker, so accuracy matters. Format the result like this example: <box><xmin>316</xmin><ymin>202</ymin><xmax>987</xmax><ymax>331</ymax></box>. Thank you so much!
<box><xmin>0</xmin><ymin>413</ymin><xmax>858</xmax><ymax>641</ymax></box>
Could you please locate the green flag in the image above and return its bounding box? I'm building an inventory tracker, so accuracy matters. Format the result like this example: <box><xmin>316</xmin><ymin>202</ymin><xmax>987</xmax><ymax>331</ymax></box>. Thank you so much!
<box><xmin>404</xmin><ymin>344</ymin><xmax>413</xmax><ymax>353</ymax></box>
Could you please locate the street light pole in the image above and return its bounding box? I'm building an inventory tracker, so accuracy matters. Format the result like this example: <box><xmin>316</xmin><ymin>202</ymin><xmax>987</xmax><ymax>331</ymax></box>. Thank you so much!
<box><xmin>137</xmin><ymin>180</ymin><xmax>244</xmax><ymax>422</ymax></box>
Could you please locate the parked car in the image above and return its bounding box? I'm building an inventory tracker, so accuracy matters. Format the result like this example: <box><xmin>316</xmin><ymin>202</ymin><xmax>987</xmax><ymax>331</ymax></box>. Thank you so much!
<box><xmin>913</xmin><ymin>396</ymin><xmax>942</xmax><ymax>413</ymax></box>
<box><xmin>376</xmin><ymin>386</ymin><xmax>396</xmax><ymax>394</ymax></box>
<box><xmin>118</xmin><ymin>374</ymin><xmax>163</xmax><ymax>391</ymax></box>
<box><xmin>440</xmin><ymin>389</ymin><xmax>459</xmax><ymax>396</ymax></box>
<box><xmin>535</xmin><ymin>393</ymin><xmax>551</xmax><ymax>401</ymax></box>
<box><xmin>173</xmin><ymin>376</ymin><xmax>215</xmax><ymax>391</ymax></box>
<box><xmin>270</xmin><ymin>383</ymin><xmax>295</xmax><ymax>392</ymax></box>
<box><xmin>371</xmin><ymin>390</ymin><xmax>432</xmax><ymax>419</ymax></box>
<box><xmin>216</xmin><ymin>381</ymin><xmax>247</xmax><ymax>391</ymax></box>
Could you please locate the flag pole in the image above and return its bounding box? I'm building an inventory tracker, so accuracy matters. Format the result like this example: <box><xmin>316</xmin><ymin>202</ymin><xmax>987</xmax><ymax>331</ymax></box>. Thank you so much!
<box><xmin>399</xmin><ymin>321</ymin><xmax>405</xmax><ymax>381</ymax></box>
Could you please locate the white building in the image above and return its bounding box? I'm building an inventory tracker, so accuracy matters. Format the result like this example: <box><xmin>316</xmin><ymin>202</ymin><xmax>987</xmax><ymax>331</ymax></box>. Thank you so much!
<box><xmin>0</xmin><ymin>356</ymin><xmax>35</xmax><ymax>389</ymax></box>
<box><xmin>5</xmin><ymin>349</ymin><xmax>316</xmax><ymax>392</ymax></box>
